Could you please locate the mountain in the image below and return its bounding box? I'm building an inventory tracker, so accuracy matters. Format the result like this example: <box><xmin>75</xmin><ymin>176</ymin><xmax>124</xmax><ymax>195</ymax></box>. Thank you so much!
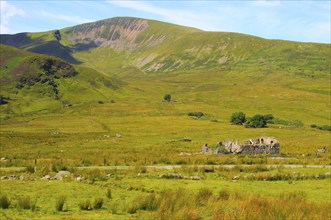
<box><xmin>1</xmin><ymin>17</ymin><xmax>329</xmax><ymax>77</ymax></box>
<box><xmin>0</xmin><ymin>17</ymin><xmax>330</xmax><ymax>125</ymax></box>
<box><xmin>0</xmin><ymin>44</ymin><xmax>120</xmax><ymax>115</ymax></box>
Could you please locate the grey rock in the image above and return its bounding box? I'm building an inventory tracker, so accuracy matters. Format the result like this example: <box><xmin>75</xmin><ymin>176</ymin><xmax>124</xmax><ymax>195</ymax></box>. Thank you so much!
<box><xmin>41</xmin><ymin>175</ymin><xmax>51</xmax><ymax>180</ymax></box>
<box><xmin>53</xmin><ymin>171</ymin><xmax>71</xmax><ymax>180</ymax></box>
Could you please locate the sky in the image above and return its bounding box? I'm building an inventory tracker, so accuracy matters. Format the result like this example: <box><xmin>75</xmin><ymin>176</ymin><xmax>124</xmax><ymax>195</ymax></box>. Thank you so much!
<box><xmin>0</xmin><ymin>0</ymin><xmax>330</xmax><ymax>43</ymax></box>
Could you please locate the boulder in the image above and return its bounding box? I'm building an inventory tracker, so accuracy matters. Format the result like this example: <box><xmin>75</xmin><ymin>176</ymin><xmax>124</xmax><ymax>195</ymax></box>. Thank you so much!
<box><xmin>41</xmin><ymin>175</ymin><xmax>51</xmax><ymax>180</ymax></box>
<box><xmin>116</xmin><ymin>133</ymin><xmax>123</xmax><ymax>138</ymax></box>
<box><xmin>75</xmin><ymin>176</ymin><xmax>84</xmax><ymax>182</ymax></box>
<box><xmin>53</xmin><ymin>171</ymin><xmax>71</xmax><ymax>180</ymax></box>
<box><xmin>190</xmin><ymin>175</ymin><xmax>202</xmax><ymax>180</ymax></box>
<box><xmin>8</xmin><ymin>175</ymin><xmax>16</xmax><ymax>180</ymax></box>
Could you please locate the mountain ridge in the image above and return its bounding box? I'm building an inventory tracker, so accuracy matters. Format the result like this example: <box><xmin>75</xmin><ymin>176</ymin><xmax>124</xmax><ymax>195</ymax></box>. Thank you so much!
<box><xmin>1</xmin><ymin>17</ymin><xmax>329</xmax><ymax>76</ymax></box>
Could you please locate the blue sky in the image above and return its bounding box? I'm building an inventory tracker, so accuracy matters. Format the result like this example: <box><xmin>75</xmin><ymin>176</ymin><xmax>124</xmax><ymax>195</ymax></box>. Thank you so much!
<box><xmin>1</xmin><ymin>0</ymin><xmax>330</xmax><ymax>43</ymax></box>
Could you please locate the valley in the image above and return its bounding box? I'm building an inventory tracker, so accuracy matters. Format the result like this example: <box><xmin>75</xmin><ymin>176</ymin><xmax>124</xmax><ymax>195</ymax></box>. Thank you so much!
<box><xmin>0</xmin><ymin>17</ymin><xmax>330</xmax><ymax>219</ymax></box>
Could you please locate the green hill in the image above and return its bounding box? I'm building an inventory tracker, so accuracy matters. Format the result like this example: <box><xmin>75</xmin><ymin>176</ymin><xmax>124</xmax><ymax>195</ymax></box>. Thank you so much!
<box><xmin>0</xmin><ymin>44</ymin><xmax>120</xmax><ymax>116</ymax></box>
<box><xmin>0</xmin><ymin>17</ymin><xmax>330</xmax><ymax>126</ymax></box>
<box><xmin>1</xmin><ymin>17</ymin><xmax>329</xmax><ymax>76</ymax></box>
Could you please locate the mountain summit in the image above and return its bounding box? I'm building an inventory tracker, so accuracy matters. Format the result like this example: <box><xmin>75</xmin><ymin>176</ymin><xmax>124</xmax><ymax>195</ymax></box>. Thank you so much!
<box><xmin>0</xmin><ymin>17</ymin><xmax>330</xmax><ymax>76</ymax></box>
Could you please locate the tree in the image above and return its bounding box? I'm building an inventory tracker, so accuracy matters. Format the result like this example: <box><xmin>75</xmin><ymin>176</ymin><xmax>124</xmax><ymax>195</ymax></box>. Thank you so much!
<box><xmin>163</xmin><ymin>94</ymin><xmax>171</xmax><ymax>102</ymax></box>
<box><xmin>245</xmin><ymin>114</ymin><xmax>267</xmax><ymax>128</ymax></box>
<box><xmin>230</xmin><ymin>112</ymin><xmax>246</xmax><ymax>125</ymax></box>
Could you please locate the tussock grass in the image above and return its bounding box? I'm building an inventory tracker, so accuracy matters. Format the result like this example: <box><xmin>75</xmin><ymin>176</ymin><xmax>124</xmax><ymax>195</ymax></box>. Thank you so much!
<box><xmin>17</xmin><ymin>196</ymin><xmax>37</xmax><ymax>211</ymax></box>
<box><xmin>0</xmin><ymin>194</ymin><xmax>10</xmax><ymax>209</ymax></box>
<box><xmin>55</xmin><ymin>195</ymin><xmax>66</xmax><ymax>212</ymax></box>
<box><xmin>93</xmin><ymin>197</ymin><xmax>103</xmax><ymax>209</ymax></box>
<box><xmin>79</xmin><ymin>199</ymin><xmax>92</xmax><ymax>211</ymax></box>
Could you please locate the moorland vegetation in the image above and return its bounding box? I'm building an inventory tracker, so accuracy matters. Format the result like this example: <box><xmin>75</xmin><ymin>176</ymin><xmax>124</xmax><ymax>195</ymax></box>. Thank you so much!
<box><xmin>0</xmin><ymin>17</ymin><xmax>330</xmax><ymax>219</ymax></box>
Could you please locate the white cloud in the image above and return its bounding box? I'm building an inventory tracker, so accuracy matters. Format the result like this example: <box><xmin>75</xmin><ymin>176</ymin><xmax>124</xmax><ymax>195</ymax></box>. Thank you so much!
<box><xmin>40</xmin><ymin>10</ymin><xmax>93</xmax><ymax>24</ymax></box>
<box><xmin>0</xmin><ymin>1</ymin><xmax>25</xmax><ymax>34</ymax></box>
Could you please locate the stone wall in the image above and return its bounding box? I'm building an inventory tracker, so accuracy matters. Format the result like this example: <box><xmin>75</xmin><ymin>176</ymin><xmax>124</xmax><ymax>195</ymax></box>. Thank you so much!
<box><xmin>202</xmin><ymin>136</ymin><xmax>280</xmax><ymax>155</ymax></box>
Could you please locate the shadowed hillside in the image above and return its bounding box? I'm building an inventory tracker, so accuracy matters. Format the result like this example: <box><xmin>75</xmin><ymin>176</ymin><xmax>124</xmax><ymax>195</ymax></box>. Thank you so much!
<box><xmin>0</xmin><ymin>44</ymin><xmax>121</xmax><ymax>115</ymax></box>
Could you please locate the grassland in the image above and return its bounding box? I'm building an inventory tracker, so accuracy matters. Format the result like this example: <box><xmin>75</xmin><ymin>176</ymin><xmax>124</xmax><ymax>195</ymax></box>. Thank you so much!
<box><xmin>0</xmin><ymin>17</ymin><xmax>330</xmax><ymax>219</ymax></box>
<box><xmin>1</xmin><ymin>67</ymin><xmax>330</xmax><ymax>218</ymax></box>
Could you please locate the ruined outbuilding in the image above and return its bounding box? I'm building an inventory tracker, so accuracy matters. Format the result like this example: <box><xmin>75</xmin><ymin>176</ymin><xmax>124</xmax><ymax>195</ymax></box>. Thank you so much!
<box><xmin>204</xmin><ymin>136</ymin><xmax>279</xmax><ymax>155</ymax></box>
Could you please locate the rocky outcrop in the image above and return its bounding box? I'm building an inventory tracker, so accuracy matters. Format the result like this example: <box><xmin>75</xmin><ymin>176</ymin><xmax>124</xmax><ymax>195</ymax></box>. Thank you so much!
<box><xmin>67</xmin><ymin>17</ymin><xmax>163</xmax><ymax>52</ymax></box>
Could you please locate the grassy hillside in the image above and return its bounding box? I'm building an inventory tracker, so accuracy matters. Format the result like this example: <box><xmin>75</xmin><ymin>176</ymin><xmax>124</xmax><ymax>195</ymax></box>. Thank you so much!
<box><xmin>0</xmin><ymin>17</ymin><xmax>330</xmax><ymax>220</ymax></box>
<box><xmin>0</xmin><ymin>44</ymin><xmax>120</xmax><ymax>116</ymax></box>
<box><xmin>1</xmin><ymin>17</ymin><xmax>329</xmax><ymax>76</ymax></box>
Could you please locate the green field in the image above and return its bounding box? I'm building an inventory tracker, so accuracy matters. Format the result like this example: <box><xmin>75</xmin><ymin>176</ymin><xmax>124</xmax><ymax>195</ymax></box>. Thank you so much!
<box><xmin>0</xmin><ymin>17</ymin><xmax>330</xmax><ymax>219</ymax></box>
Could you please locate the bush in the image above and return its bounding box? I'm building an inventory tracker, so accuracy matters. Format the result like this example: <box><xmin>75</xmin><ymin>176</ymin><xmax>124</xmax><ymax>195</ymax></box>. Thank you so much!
<box><xmin>163</xmin><ymin>94</ymin><xmax>171</xmax><ymax>102</ymax></box>
<box><xmin>93</xmin><ymin>198</ymin><xmax>103</xmax><ymax>209</ymax></box>
<box><xmin>263</xmin><ymin>114</ymin><xmax>274</xmax><ymax>123</ymax></box>
<box><xmin>106</xmin><ymin>188</ymin><xmax>112</xmax><ymax>199</ymax></box>
<box><xmin>245</xmin><ymin>114</ymin><xmax>267</xmax><ymax>128</ymax></box>
<box><xmin>55</xmin><ymin>195</ymin><xmax>66</xmax><ymax>212</ymax></box>
<box><xmin>318</xmin><ymin>125</ymin><xmax>331</xmax><ymax>131</ymax></box>
<box><xmin>0</xmin><ymin>194</ymin><xmax>10</xmax><ymax>209</ymax></box>
<box><xmin>79</xmin><ymin>199</ymin><xmax>92</xmax><ymax>210</ymax></box>
<box><xmin>230</xmin><ymin>112</ymin><xmax>246</xmax><ymax>125</ymax></box>
<box><xmin>188</xmin><ymin>112</ymin><xmax>204</xmax><ymax>118</ymax></box>
<box><xmin>310</xmin><ymin>124</ymin><xmax>331</xmax><ymax>131</ymax></box>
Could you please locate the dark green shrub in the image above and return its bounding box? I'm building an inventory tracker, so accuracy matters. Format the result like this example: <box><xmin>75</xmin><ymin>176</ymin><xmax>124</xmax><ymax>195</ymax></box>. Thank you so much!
<box><xmin>93</xmin><ymin>198</ymin><xmax>103</xmax><ymax>209</ymax></box>
<box><xmin>97</xmin><ymin>100</ymin><xmax>104</xmax><ymax>104</ymax></box>
<box><xmin>263</xmin><ymin>114</ymin><xmax>274</xmax><ymax>123</ymax></box>
<box><xmin>0</xmin><ymin>194</ymin><xmax>10</xmax><ymax>209</ymax></box>
<box><xmin>230</xmin><ymin>112</ymin><xmax>246</xmax><ymax>125</ymax></box>
<box><xmin>163</xmin><ymin>94</ymin><xmax>171</xmax><ymax>102</ymax></box>
<box><xmin>318</xmin><ymin>125</ymin><xmax>331</xmax><ymax>131</ymax></box>
<box><xmin>188</xmin><ymin>112</ymin><xmax>204</xmax><ymax>118</ymax></box>
<box><xmin>55</xmin><ymin>195</ymin><xmax>66</xmax><ymax>212</ymax></box>
<box><xmin>79</xmin><ymin>199</ymin><xmax>92</xmax><ymax>210</ymax></box>
<box><xmin>310</xmin><ymin>124</ymin><xmax>318</xmax><ymax>128</ymax></box>
<box><xmin>106</xmin><ymin>188</ymin><xmax>112</xmax><ymax>199</ymax></box>
<box><xmin>245</xmin><ymin>114</ymin><xmax>267</xmax><ymax>128</ymax></box>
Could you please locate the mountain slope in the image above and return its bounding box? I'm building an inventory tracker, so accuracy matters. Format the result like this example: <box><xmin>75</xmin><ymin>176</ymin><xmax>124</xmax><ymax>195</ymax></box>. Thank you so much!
<box><xmin>1</xmin><ymin>17</ymin><xmax>329</xmax><ymax>76</ymax></box>
<box><xmin>0</xmin><ymin>44</ymin><xmax>120</xmax><ymax>115</ymax></box>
